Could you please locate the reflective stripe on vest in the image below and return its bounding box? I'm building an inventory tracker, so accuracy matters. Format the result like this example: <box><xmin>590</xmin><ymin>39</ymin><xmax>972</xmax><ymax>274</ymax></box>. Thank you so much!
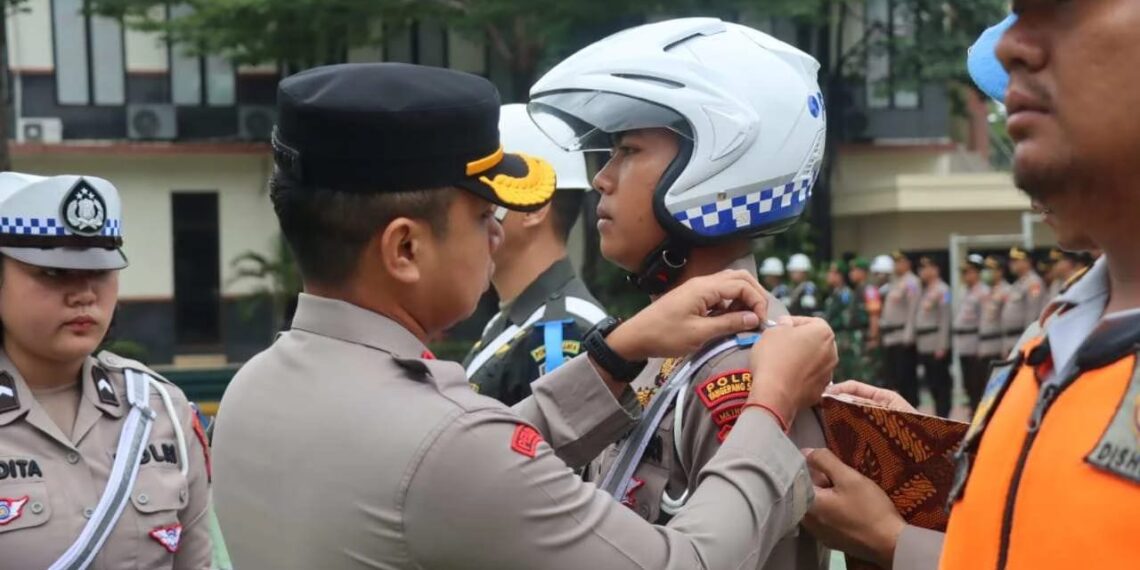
<box><xmin>941</xmin><ymin>345</ymin><xmax>1140</xmax><ymax>569</ymax></box>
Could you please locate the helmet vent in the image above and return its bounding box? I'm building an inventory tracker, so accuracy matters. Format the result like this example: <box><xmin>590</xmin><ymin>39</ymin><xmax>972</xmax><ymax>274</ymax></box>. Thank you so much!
<box><xmin>610</xmin><ymin>73</ymin><xmax>685</xmax><ymax>89</ymax></box>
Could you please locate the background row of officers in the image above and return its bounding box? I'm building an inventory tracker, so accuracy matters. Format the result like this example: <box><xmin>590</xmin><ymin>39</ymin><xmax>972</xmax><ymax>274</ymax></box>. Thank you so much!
<box><xmin>759</xmin><ymin>247</ymin><xmax>1094</xmax><ymax>417</ymax></box>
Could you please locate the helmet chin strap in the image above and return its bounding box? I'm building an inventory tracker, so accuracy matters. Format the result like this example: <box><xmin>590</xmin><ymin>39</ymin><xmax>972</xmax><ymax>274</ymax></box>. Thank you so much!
<box><xmin>627</xmin><ymin>239</ymin><xmax>691</xmax><ymax>296</ymax></box>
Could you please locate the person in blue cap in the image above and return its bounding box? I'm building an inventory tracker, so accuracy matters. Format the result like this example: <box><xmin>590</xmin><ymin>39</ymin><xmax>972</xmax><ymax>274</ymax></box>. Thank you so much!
<box><xmin>802</xmin><ymin>3</ymin><xmax>1140</xmax><ymax>568</ymax></box>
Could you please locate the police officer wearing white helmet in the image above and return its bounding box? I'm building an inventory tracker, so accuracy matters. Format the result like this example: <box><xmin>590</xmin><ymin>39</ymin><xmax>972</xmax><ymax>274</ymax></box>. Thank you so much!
<box><xmin>786</xmin><ymin>253</ymin><xmax>818</xmax><ymax>317</ymax></box>
<box><xmin>462</xmin><ymin>104</ymin><xmax>608</xmax><ymax>405</ymax></box>
<box><xmin>0</xmin><ymin>173</ymin><xmax>212</xmax><ymax>568</ymax></box>
<box><xmin>760</xmin><ymin>257</ymin><xmax>790</xmax><ymax>305</ymax></box>
<box><xmin>530</xmin><ymin>17</ymin><xmax>834</xmax><ymax>569</ymax></box>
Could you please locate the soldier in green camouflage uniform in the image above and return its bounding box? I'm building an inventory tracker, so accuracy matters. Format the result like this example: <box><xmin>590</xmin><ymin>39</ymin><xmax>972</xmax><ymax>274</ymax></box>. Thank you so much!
<box><xmin>824</xmin><ymin>261</ymin><xmax>860</xmax><ymax>382</ymax></box>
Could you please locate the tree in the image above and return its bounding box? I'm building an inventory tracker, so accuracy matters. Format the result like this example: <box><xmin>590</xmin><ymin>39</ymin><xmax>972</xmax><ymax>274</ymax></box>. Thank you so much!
<box><xmin>227</xmin><ymin>234</ymin><xmax>302</xmax><ymax>337</ymax></box>
<box><xmin>1</xmin><ymin>1</ymin><xmax>30</xmax><ymax>172</ymax></box>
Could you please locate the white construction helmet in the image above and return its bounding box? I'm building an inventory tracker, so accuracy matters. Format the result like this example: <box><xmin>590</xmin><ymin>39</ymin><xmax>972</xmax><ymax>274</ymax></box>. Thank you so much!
<box><xmin>870</xmin><ymin>254</ymin><xmax>895</xmax><ymax>275</ymax></box>
<box><xmin>499</xmin><ymin>104</ymin><xmax>590</xmax><ymax>190</ymax></box>
<box><xmin>759</xmin><ymin>256</ymin><xmax>785</xmax><ymax>277</ymax></box>
<box><xmin>529</xmin><ymin>17</ymin><xmax>826</xmax><ymax>247</ymax></box>
<box><xmin>787</xmin><ymin>253</ymin><xmax>812</xmax><ymax>273</ymax></box>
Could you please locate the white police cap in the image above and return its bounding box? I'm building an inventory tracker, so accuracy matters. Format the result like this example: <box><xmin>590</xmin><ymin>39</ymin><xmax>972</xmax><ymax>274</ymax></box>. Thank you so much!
<box><xmin>0</xmin><ymin>172</ymin><xmax>127</xmax><ymax>270</ymax></box>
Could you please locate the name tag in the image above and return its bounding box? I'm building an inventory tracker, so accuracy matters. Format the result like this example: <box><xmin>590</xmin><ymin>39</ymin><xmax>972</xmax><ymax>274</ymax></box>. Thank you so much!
<box><xmin>1086</xmin><ymin>360</ymin><xmax>1140</xmax><ymax>484</ymax></box>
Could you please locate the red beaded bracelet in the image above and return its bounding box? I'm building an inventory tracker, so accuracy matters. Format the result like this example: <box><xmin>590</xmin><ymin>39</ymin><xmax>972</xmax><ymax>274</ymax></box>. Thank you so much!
<box><xmin>742</xmin><ymin>402</ymin><xmax>791</xmax><ymax>433</ymax></box>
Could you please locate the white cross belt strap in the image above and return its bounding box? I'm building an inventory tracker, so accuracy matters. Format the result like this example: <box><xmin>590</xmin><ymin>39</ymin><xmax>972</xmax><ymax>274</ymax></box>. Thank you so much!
<box><xmin>598</xmin><ymin>334</ymin><xmax>758</xmax><ymax>503</ymax></box>
<box><xmin>49</xmin><ymin>369</ymin><xmax>157</xmax><ymax>570</ymax></box>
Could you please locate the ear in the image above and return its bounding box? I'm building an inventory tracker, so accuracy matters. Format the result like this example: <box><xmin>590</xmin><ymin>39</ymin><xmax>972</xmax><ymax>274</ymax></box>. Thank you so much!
<box><xmin>377</xmin><ymin>217</ymin><xmax>432</xmax><ymax>284</ymax></box>
<box><xmin>520</xmin><ymin>202</ymin><xmax>552</xmax><ymax>230</ymax></box>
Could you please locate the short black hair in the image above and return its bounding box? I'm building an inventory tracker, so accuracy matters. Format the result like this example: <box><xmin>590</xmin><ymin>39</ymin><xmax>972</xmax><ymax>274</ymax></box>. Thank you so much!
<box><xmin>548</xmin><ymin>191</ymin><xmax>585</xmax><ymax>243</ymax></box>
<box><xmin>270</xmin><ymin>167</ymin><xmax>457</xmax><ymax>285</ymax></box>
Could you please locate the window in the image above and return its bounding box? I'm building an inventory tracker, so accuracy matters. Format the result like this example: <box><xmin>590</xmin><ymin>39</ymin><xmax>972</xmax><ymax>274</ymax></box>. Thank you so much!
<box><xmin>52</xmin><ymin>0</ymin><xmax>125</xmax><ymax>105</ymax></box>
<box><xmin>172</xmin><ymin>193</ymin><xmax>221</xmax><ymax>349</ymax></box>
<box><xmin>169</xmin><ymin>5</ymin><xmax>235</xmax><ymax>106</ymax></box>
<box><xmin>865</xmin><ymin>0</ymin><xmax>919</xmax><ymax>110</ymax></box>
<box><xmin>384</xmin><ymin>21</ymin><xmax>449</xmax><ymax>67</ymax></box>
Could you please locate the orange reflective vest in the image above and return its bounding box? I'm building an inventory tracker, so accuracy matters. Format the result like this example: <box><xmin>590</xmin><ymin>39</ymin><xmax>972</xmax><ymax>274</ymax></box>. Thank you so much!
<box><xmin>941</xmin><ymin>337</ymin><xmax>1140</xmax><ymax>569</ymax></box>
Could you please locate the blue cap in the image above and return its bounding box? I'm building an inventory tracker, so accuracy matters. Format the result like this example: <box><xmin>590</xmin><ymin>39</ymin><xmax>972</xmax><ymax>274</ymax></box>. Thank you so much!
<box><xmin>967</xmin><ymin>14</ymin><xmax>1017</xmax><ymax>102</ymax></box>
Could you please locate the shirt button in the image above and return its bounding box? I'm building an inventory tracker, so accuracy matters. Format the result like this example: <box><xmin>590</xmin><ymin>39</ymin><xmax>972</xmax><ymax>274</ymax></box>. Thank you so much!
<box><xmin>66</xmin><ymin>453</ymin><xmax>80</xmax><ymax>465</ymax></box>
<box><xmin>30</xmin><ymin>502</ymin><xmax>43</xmax><ymax>514</ymax></box>
<box><xmin>137</xmin><ymin>493</ymin><xmax>150</xmax><ymax>505</ymax></box>
<box><xmin>83</xmin><ymin>508</ymin><xmax>93</xmax><ymax>519</ymax></box>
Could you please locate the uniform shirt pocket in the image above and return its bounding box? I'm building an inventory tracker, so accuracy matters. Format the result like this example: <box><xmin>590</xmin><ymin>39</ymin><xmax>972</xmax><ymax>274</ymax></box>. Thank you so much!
<box><xmin>0</xmin><ymin>480</ymin><xmax>52</xmax><ymax>533</ymax></box>
<box><xmin>118</xmin><ymin>468</ymin><xmax>189</xmax><ymax>566</ymax></box>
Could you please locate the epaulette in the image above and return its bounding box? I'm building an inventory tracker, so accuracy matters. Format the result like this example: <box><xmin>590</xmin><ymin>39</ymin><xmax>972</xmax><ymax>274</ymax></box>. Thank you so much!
<box><xmin>96</xmin><ymin>350</ymin><xmax>173</xmax><ymax>384</ymax></box>
<box><xmin>1060</xmin><ymin>265</ymin><xmax>1092</xmax><ymax>294</ymax></box>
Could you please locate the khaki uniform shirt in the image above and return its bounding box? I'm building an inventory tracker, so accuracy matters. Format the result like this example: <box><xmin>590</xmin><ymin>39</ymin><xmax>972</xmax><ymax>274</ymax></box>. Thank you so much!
<box><xmin>592</xmin><ymin>256</ymin><xmax>829</xmax><ymax>570</ymax></box>
<box><xmin>882</xmin><ymin>272</ymin><xmax>921</xmax><ymax>347</ymax></box>
<box><xmin>953</xmin><ymin>283</ymin><xmax>990</xmax><ymax>357</ymax></box>
<box><xmin>915</xmin><ymin>280</ymin><xmax>951</xmax><ymax>355</ymax></box>
<box><xmin>1000</xmin><ymin>271</ymin><xmax>1046</xmax><ymax>355</ymax></box>
<box><xmin>0</xmin><ymin>351</ymin><xmax>212</xmax><ymax>569</ymax></box>
<box><xmin>212</xmin><ymin>293</ymin><xmax>813</xmax><ymax>570</ymax></box>
<box><xmin>978</xmin><ymin>281</ymin><xmax>1010</xmax><ymax>358</ymax></box>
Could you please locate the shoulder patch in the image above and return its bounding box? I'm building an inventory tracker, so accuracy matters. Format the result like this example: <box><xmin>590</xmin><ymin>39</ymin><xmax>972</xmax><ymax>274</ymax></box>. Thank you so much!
<box><xmin>190</xmin><ymin>411</ymin><xmax>212</xmax><ymax>482</ymax></box>
<box><xmin>96</xmin><ymin>351</ymin><xmax>172</xmax><ymax>384</ymax></box>
<box><xmin>510</xmin><ymin>424</ymin><xmax>544</xmax><ymax>459</ymax></box>
<box><xmin>696</xmin><ymin>369</ymin><xmax>752</xmax><ymax>409</ymax></box>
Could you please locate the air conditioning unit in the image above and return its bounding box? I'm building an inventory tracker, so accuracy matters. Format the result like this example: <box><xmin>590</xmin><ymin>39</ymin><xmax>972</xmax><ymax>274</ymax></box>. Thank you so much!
<box><xmin>126</xmin><ymin>104</ymin><xmax>178</xmax><ymax>140</ymax></box>
<box><xmin>16</xmin><ymin>118</ymin><xmax>64</xmax><ymax>144</ymax></box>
<box><xmin>238</xmin><ymin>106</ymin><xmax>276</xmax><ymax>140</ymax></box>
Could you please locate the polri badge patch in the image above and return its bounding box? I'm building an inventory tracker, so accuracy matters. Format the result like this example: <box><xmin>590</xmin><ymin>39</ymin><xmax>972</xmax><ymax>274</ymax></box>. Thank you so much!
<box><xmin>61</xmin><ymin>178</ymin><xmax>107</xmax><ymax>236</ymax></box>
<box><xmin>510</xmin><ymin>424</ymin><xmax>543</xmax><ymax>459</ymax></box>
<box><xmin>0</xmin><ymin>496</ymin><xmax>29</xmax><ymax>525</ymax></box>
<box><xmin>149</xmin><ymin>523</ymin><xmax>183</xmax><ymax>553</ymax></box>
<box><xmin>697</xmin><ymin>369</ymin><xmax>752</xmax><ymax>409</ymax></box>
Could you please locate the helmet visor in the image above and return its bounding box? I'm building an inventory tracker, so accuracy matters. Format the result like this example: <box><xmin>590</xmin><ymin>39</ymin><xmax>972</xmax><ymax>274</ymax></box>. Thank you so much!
<box><xmin>528</xmin><ymin>91</ymin><xmax>692</xmax><ymax>152</ymax></box>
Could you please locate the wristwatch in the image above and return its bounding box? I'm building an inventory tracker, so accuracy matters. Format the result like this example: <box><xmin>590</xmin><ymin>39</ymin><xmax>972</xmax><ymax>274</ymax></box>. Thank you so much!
<box><xmin>583</xmin><ymin>317</ymin><xmax>648</xmax><ymax>383</ymax></box>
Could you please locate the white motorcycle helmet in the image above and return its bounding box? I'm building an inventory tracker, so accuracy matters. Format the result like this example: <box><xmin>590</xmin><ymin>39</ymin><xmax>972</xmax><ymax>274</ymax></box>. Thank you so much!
<box><xmin>870</xmin><ymin>254</ymin><xmax>895</xmax><ymax>275</ymax></box>
<box><xmin>759</xmin><ymin>256</ymin><xmax>785</xmax><ymax>277</ymax></box>
<box><xmin>499</xmin><ymin>104</ymin><xmax>590</xmax><ymax>190</ymax></box>
<box><xmin>529</xmin><ymin>18</ymin><xmax>826</xmax><ymax>291</ymax></box>
<box><xmin>787</xmin><ymin>253</ymin><xmax>812</xmax><ymax>273</ymax></box>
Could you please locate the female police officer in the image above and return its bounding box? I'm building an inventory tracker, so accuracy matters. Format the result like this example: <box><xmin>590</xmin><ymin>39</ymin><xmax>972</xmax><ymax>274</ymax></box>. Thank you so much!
<box><xmin>0</xmin><ymin>172</ymin><xmax>211</xmax><ymax>569</ymax></box>
<box><xmin>529</xmin><ymin>17</ymin><xmax>832</xmax><ymax>570</ymax></box>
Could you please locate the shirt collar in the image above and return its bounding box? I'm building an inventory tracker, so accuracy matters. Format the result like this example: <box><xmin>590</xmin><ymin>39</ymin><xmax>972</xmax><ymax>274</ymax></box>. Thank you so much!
<box><xmin>290</xmin><ymin>293</ymin><xmax>429</xmax><ymax>359</ymax></box>
<box><xmin>506</xmin><ymin>257</ymin><xmax>576</xmax><ymax>325</ymax></box>
<box><xmin>1050</xmin><ymin>256</ymin><xmax>1108</xmax><ymax>308</ymax></box>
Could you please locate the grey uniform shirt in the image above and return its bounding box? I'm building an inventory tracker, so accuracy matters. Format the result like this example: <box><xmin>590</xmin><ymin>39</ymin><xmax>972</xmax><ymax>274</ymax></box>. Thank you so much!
<box><xmin>1000</xmin><ymin>272</ymin><xmax>1046</xmax><ymax>354</ymax></box>
<box><xmin>212</xmin><ymin>293</ymin><xmax>813</xmax><ymax>570</ymax></box>
<box><xmin>915</xmin><ymin>279</ymin><xmax>951</xmax><ymax>355</ymax></box>
<box><xmin>0</xmin><ymin>351</ymin><xmax>212</xmax><ymax>570</ymax></box>
<box><xmin>592</xmin><ymin>256</ymin><xmax>829</xmax><ymax>570</ymax></box>
<box><xmin>882</xmin><ymin>273</ymin><xmax>921</xmax><ymax>346</ymax></box>
<box><xmin>978</xmin><ymin>281</ymin><xmax>1010</xmax><ymax>357</ymax></box>
<box><xmin>953</xmin><ymin>283</ymin><xmax>990</xmax><ymax>356</ymax></box>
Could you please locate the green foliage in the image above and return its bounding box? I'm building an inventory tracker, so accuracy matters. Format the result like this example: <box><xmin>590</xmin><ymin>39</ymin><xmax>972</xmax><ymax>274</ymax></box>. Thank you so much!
<box><xmin>227</xmin><ymin>235</ymin><xmax>302</xmax><ymax>336</ymax></box>
<box><xmin>101</xmin><ymin>339</ymin><xmax>150</xmax><ymax>363</ymax></box>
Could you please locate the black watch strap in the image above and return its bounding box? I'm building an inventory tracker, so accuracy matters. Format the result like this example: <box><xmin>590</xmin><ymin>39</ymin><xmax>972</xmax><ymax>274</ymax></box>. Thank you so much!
<box><xmin>584</xmin><ymin>317</ymin><xmax>648</xmax><ymax>383</ymax></box>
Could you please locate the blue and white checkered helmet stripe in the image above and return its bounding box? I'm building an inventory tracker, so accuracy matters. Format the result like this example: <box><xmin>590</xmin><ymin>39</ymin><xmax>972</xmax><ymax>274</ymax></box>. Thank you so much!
<box><xmin>0</xmin><ymin>217</ymin><xmax>122</xmax><ymax>237</ymax></box>
<box><xmin>674</xmin><ymin>177</ymin><xmax>813</xmax><ymax>238</ymax></box>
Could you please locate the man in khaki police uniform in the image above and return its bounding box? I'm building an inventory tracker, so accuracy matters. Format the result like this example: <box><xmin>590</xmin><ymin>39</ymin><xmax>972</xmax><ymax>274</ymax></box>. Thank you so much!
<box><xmin>210</xmin><ymin>62</ymin><xmax>837</xmax><ymax>570</ymax></box>
<box><xmin>914</xmin><ymin>256</ymin><xmax>952</xmax><ymax>417</ymax></box>
<box><xmin>954</xmin><ymin>253</ymin><xmax>990</xmax><ymax>412</ymax></box>
<box><xmin>0</xmin><ymin>173</ymin><xmax>212</xmax><ymax>569</ymax></box>
<box><xmin>880</xmin><ymin>250</ymin><xmax>921</xmax><ymax>406</ymax></box>
<box><xmin>1000</xmin><ymin>246</ymin><xmax>1046</xmax><ymax>354</ymax></box>
<box><xmin>464</xmin><ymin>104</ymin><xmax>607</xmax><ymax>405</ymax></box>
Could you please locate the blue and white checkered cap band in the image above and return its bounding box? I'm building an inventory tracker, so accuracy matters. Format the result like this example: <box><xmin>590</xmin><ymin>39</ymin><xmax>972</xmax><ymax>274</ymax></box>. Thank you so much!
<box><xmin>674</xmin><ymin>178</ymin><xmax>813</xmax><ymax>237</ymax></box>
<box><xmin>0</xmin><ymin>217</ymin><xmax>122</xmax><ymax>237</ymax></box>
